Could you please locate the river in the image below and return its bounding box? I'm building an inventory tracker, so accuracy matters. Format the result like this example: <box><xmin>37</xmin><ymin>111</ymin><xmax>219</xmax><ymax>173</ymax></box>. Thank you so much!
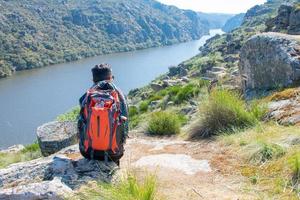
<box><xmin>0</xmin><ymin>29</ymin><xmax>223</xmax><ymax>148</ymax></box>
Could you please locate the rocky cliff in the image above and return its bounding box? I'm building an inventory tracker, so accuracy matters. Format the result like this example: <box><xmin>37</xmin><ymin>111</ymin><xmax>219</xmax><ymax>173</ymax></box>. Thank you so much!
<box><xmin>266</xmin><ymin>3</ymin><xmax>300</xmax><ymax>34</ymax></box>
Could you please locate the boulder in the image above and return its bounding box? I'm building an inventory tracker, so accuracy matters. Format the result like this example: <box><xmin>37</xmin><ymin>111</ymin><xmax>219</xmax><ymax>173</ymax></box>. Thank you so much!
<box><xmin>150</xmin><ymin>83</ymin><xmax>164</xmax><ymax>92</ymax></box>
<box><xmin>239</xmin><ymin>33</ymin><xmax>300</xmax><ymax>93</ymax></box>
<box><xmin>37</xmin><ymin>121</ymin><xmax>78</xmax><ymax>156</ymax></box>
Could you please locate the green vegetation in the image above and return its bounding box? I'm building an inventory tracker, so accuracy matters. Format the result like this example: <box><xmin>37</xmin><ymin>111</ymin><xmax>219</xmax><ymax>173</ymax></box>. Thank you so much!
<box><xmin>56</xmin><ymin>106</ymin><xmax>80</xmax><ymax>122</ymax></box>
<box><xmin>0</xmin><ymin>0</ymin><xmax>208</xmax><ymax>78</ymax></box>
<box><xmin>0</xmin><ymin>142</ymin><xmax>41</xmax><ymax>169</ymax></box>
<box><xmin>147</xmin><ymin>111</ymin><xmax>181</xmax><ymax>136</ymax></box>
<box><xmin>71</xmin><ymin>172</ymin><xmax>158</xmax><ymax>200</ymax></box>
<box><xmin>191</xmin><ymin>89</ymin><xmax>265</xmax><ymax>138</ymax></box>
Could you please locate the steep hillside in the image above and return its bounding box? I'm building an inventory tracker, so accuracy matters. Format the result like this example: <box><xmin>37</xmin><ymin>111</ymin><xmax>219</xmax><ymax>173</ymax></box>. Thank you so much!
<box><xmin>0</xmin><ymin>0</ymin><xmax>209</xmax><ymax>78</ymax></box>
<box><xmin>197</xmin><ymin>12</ymin><xmax>234</xmax><ymax>29</ymax></box>
<box><xmin>222</xmin><ymin>13</ymin><xmax>245</xmax><ymax>32</ymax></box>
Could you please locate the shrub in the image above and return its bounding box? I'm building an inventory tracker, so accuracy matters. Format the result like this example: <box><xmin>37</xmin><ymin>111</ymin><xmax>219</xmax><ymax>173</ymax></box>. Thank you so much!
<box><xmin>139</xmin><ymin>101</ymin><xmax>149</xmax><ymax>113</ymax></box>
<box><xmin>147</xmin><ymin>111</ymin><xmax>181</xmax><ymax>136</ymax></box>
<box><xmin>191</xmin><ymin>89</ymin><xmax>261</xmax><ymax>138</ymax></box>
<box><xmin>174</xmin><ymin>84</ymin><xmax>200</xmax><ymax>104</ymax></box>
<box><xmin>57</xmin><ymin>106</ymin><xmax>80</xmax><ymax>121</ymax></box>
<box><xmin>129</xmin><ymin>106</ymin><xmax>139</xmax><ymax>118</ymax></box>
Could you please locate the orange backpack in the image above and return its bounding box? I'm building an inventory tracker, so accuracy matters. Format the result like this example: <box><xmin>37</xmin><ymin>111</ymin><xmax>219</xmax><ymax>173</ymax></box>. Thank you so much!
<box><xmin>80</xmin><ymin>86</ymin><xmax>122</xmax><ymax>159</ymax></box>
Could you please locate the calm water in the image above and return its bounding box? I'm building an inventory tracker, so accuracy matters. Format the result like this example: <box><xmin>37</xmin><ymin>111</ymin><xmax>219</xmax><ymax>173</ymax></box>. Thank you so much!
<box><xmin>0</xmin><ymin>29</ymin><xmax>223</xmax><ymax>148</ymax></box>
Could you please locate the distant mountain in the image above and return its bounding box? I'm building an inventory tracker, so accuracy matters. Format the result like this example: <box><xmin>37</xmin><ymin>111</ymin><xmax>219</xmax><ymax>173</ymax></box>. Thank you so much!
<box><xmin>222</xmin><ymin>13</ymin><xmax>245</xmax><ymax>32</ymax></box>
<box><xmin>0</xmin><ymin>0</ymin><xmax>209</xmax><ymax>78</ymax></box>
<box><xmin>197</xmin><ymin>12</ymin><xmax>234</xmax><ymax>29</ymax></box>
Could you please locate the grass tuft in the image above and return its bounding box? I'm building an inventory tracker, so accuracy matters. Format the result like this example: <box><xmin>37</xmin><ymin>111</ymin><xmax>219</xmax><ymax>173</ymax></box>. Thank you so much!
<box><xmin>71</xmin><ymin>172</ymin><xmax>158</xmax><ymax>200</ymax></box>
<box><xmin>190</xmin><ymin>89</ymin><xmax>261</xmax><ymax>138</ymax></box>
<box><xmin>249</xmin><ymin>142</ymin><xmax>286</xmax><ymax>164</ymax></box>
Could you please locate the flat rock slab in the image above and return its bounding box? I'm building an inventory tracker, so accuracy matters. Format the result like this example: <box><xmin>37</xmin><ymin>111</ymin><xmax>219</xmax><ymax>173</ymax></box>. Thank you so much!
<box><xmin>0</xmin><ymin>178</ymin><xmax>72</xmax><ymax>200</ymax></box>
<box><xmin>133</xmin><ymin>154</ymin><xmax>211</xmax><ymax>175</ymax></box>
<box><xmin>0</xmin><ymin>145</ymin><xmax>118</xmax><ymax>190</ymax></box>
<box><xmin>37</xmin><ymin>121</ymin><xmax>78</xmax><ymax>156</ymax></box>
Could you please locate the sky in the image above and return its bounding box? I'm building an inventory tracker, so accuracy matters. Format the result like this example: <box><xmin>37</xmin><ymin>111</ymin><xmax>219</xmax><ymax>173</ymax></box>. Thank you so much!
<box><xmin>157</xmin><ymin>0</ymin><xmax>267</xmax><ymax>14</ymax></box>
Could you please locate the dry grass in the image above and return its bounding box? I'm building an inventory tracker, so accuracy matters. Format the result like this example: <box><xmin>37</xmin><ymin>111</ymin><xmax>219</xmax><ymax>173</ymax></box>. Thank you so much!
<box><xmin>219</xmin><ymin>123</ymin><xmax>300</xmax><ymax>199</ymax></box>
<box><xmin>268</xmin><ymin>87</ymin><xmax>300</xmax><ymax>101</ymax></box>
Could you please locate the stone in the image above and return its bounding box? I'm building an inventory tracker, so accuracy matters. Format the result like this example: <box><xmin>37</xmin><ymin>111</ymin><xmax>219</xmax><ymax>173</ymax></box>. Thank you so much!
<box><xmin>150</xmin><ymin>83</ymin><xmax>164</xmax><ymax>92</ymax></box>
<box><xmin>37</xmin><ymin>121</ymin><xmax>78</xmax><ymax>156</ymax></box>
<box><xmin>162</xmin><ymin>79</ymin><xmax>183</xmax><ymax>87</ymax></box>
<box><xmin>149</xmin><ymin>100</ymin><xmax>160</xmax><ymax>108</ymax></box>
<box><xmin>181</xmin><ymin>76</ymin><xmax>189</xmax><ymax>83</ymax></box>
<box><xmin>180</xmin><ymin>106</ymin><xmax>197</xmax><ymax>115</ymax></box>
<box><xmin>167</xmin><ymin>101</ymin><xmax>174</xmax><ymax>106</ymax></box>
<box><xmin>189</xmin><ymin>71</ymin><xmax>201</xmax><ymax>78</ymax></box>
<box><xmin>239</xmin><ymin>33</ymin><xmax>300</xmax><ymax>93</ymax></box>
<box><xmin>0</xmin><ymin>178</ymin><xmax>72</xmax><ymax>200</ymax></box>
<box><xmin>0</xmin><ymin>145</ymin><xmax>118</xmax><ymax>191</ymax></box>
<box><xmin>210</xmin><ymin>67</ymin><xmax>226</xmax><ymax>72</ymax></box>
<box><xmin>0</xmin><ymin>144</ymin><xmax>25</xmax><ymax>153</ymax></box>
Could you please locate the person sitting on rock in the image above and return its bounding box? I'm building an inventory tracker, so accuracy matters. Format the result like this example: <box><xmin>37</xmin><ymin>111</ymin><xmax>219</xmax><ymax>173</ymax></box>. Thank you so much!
<box><xmin>78</xmin><ymin>63</ymin><xmax>129</xmax><ymax>166</ymax></box>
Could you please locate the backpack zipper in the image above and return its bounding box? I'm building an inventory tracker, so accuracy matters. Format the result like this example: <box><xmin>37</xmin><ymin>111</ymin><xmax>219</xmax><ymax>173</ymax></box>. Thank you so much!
<box><xmin>97</xmin><ymin>116</ymin><xmax>100</xmax><ymax>138</ymax></box>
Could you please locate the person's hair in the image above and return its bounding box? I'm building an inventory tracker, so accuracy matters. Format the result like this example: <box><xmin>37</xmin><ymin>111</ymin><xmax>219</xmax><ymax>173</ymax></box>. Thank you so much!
<box><xmin>91</xmin><ymin>63</ymin><xmax>112</xmax><ymax>83</ymax></box>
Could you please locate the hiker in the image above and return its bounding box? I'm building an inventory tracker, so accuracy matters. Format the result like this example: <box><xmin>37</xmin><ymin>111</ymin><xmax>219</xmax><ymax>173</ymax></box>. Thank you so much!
<box><xmin>78</xmin><ymin>63</ymin><xmax>129</xmax><ymax>166</ymax></box>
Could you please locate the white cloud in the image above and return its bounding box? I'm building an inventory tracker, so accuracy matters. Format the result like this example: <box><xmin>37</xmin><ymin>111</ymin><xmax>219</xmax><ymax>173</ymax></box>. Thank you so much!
<box><xmin>157</xmin><ymin>0</ymin><xmax>267</xmax><ymax>14</ymax></box>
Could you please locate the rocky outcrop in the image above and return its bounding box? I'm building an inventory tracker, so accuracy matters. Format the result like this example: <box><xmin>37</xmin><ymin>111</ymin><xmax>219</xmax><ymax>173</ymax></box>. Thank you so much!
<box><xmin>37</xmin><ymin>121</ymin><xmax>78</xmax><ymax>156</ymax></box>
<box><xmin>239</xmin><ymin>33</ymin><xmax>300</xmax><ymax>94</ymax></box>
<box><xmin>267</xmin><ymin>88</ymin><xmax>300</xmax><ymax>125</ymax></box>
<box><xmin>266</xmin><ymin>3</ymin><xmax>300</xmax><ymax>35</ymax></box>
<box><xmin>0</xmin><ymin>145</ymin><xmax>118</xmax><ymax>199</ymax></box>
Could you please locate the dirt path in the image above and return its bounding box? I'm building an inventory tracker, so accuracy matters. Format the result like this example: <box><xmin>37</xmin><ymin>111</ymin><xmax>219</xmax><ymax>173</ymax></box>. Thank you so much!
<box><xmin>121</xmin><ymin>136</ymin><xmax>252</xmax><ymax>200</ymax></box>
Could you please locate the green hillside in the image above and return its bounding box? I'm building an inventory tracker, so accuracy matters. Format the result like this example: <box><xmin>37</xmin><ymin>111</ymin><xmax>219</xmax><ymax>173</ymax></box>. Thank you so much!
<box><xmin>0</xmin><ymin>0</ymin><xmax>209</xmax><ymax>78</ymax></box>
